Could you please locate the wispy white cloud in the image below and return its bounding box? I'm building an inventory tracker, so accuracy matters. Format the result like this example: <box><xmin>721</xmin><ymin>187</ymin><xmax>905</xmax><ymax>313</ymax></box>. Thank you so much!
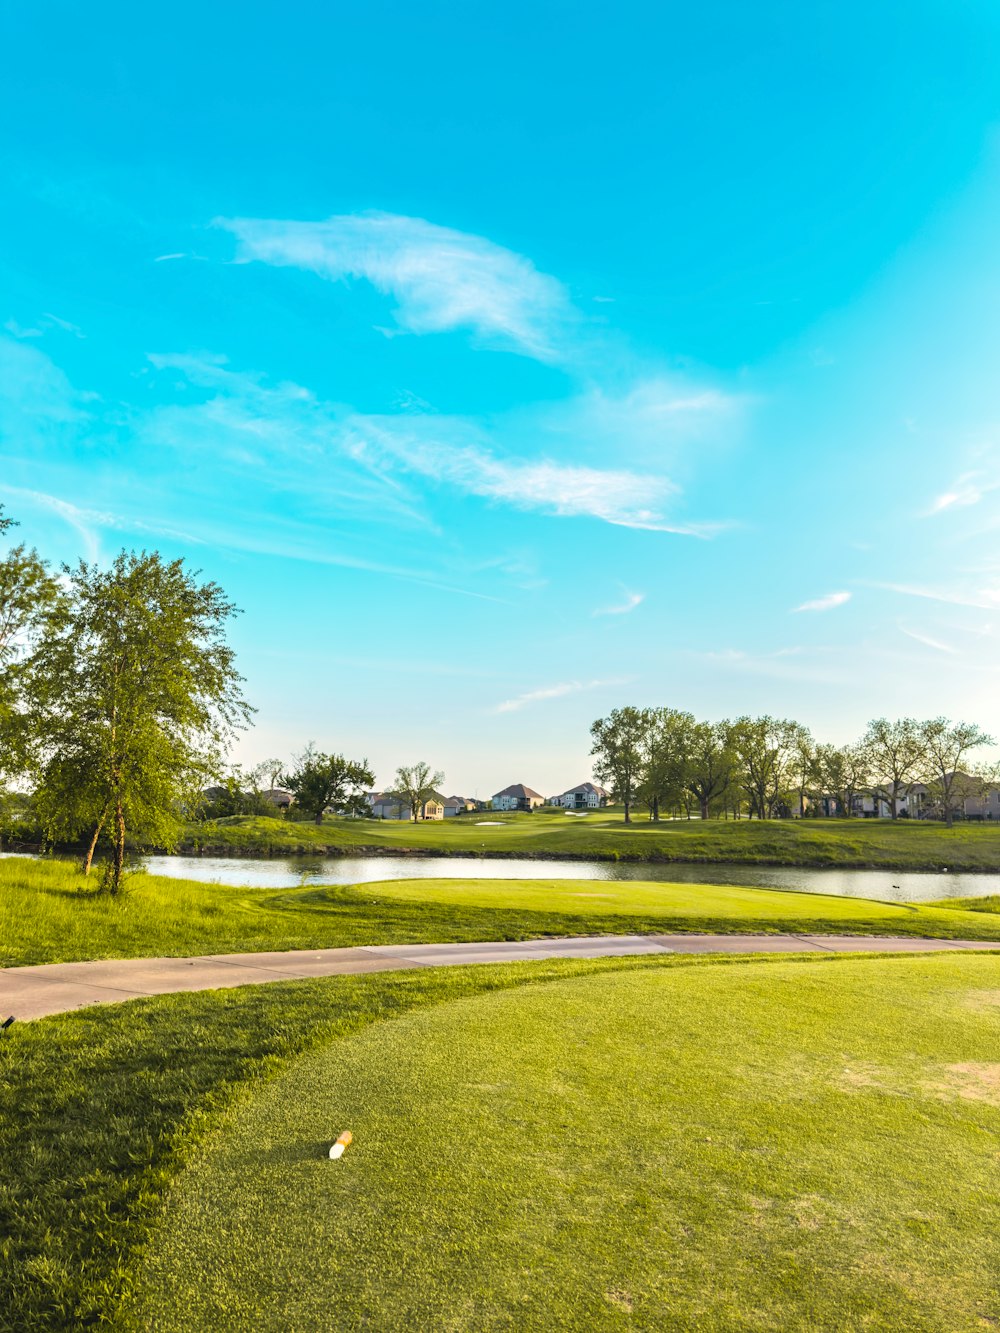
<box><xmin>4</xmin><ymin>319</ymin><xmax>43</xmax><ymax>339</ymax></box>
<box><xmin>5</xmin><ymin>313</ymin><xmax>85</xmax><ymax>340</ymax></box>
<box><xmin>876</xmin><ymin>580</ymin><xmax>1000</xmax><ymax>611</ymax></box>
<box><xmin>345</xmin><ymin>413</ymin><xmax>722</xmax><ymax>534</ymax></box>
<box><xmin>216</xmin><ymin>211</ymin><xmax>575</xmax><ymax>360</ymax></box>
<box><xmin>898</xmin><ymin>625</ymin><xmax>958</xmax><ymax>654</ymax></box>
<box><xmin>142</xmin><ymin>353</ymin><xmax>434</xmax><ymax>532</ymax></box>
<box><xmin>695</xmin><ymin>645</ymin><xmax>848</xmax><ymax>686</ymax></box>
<box><xmin>492</xmin><ymin>677</ymin><xmax>628</xmax><ymax>713</ymax></box>
<box><xmin>147</xmin><ymin>355</ymin><xmax>731</xmax><ymax>536</ymax></box>
<box><xmin>594</xmin><ymin>588</ymin><xmax>645</xmax><ymax>616</ymax></box>
<box><xmin>520</xmin><ymin>377</ymin><xmax>739</xmax><ymax>468</ymax></box>
<box><xmin>0</xmin><ymin>487</ymin><xmax>105</xmax><ymax>563</ymax></box>
<box><xmin>0</xmin><ymin>336</ymin><xmax>91</xmax><ymax>441</ymax></box>
<box><xmin>792</xmin><ymin>590</ymin><xmax>851</xmax><ymax>613</ymax></box>
<box><xmin>154</xmin><ymin>253</ymin><xmax>188</xmax><ymax>262</ymax></box>
<box><xmin>41</xmin><ymin>313</ymin><xmax>85</xmax><ymax>338</ymax></box>
<box><xmin>926</xmin><ymin>470</ymin><xmax>998</xmax><ymax>515</ymax></box>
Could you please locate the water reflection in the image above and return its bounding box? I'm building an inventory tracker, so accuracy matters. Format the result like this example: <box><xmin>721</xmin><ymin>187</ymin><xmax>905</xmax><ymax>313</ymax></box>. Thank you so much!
<box><xmin>142</xmin><ymin>854</ymin><xmax>1000</xmax><ymax>903</ymax></box>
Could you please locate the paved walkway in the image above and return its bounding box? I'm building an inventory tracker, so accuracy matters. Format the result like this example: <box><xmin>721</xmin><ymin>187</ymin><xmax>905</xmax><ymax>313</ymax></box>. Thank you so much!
<box><xmin>2</xmin><ymin>934</ymin><xmax>997</xmax><ymax>1021</ymax></box>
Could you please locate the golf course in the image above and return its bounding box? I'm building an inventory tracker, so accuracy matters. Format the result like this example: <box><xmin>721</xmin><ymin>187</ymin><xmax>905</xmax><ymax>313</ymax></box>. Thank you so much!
<box><xmin>5</xmin><ymin>852</ymin><xmax>1000</xmax><ymax>1329</ymax></box>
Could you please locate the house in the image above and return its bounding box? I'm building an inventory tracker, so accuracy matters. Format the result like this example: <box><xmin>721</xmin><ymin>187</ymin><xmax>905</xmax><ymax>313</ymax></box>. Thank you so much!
<box><xmin>553</xmin><ymin>782</ymin><xmax>611</xmax><ymax>810</ymax></box>
<box><xmin>491</xmin><ymin>784</ymin><xmax>545</xmax><ymax>812</ymax></box>
<box><xmin>368</xmin><ymin>791</ymin><xmax>445</xmax><ymax>820</ymax></box>
<box><xmin>442</xmin><ymin>795</ymin><xmax>476</xmax><ymax>817</ymax></box>
<box><xmin>962</xmin><ymin>785</ymin><xmax>1000</xmax><ymax>820</ymax></box>
<box><xmin>262</xmin><ymin>787</ymin><xmax>294</xmax><ymax>810</ymax></box>
<box><xmin>852</xmin><ymin>785</ymin><xmax>929</xmax><ymax>819</ymax></box>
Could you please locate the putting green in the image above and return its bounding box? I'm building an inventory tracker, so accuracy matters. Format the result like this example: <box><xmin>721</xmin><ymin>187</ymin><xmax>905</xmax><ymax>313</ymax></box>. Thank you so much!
<box><xmin>353</xmin><ymin>875</ymin><xmax>923</xmax><ymax>920</ymax></box>
<box><xmin>129</xmin><ymin>955</ymin><xmax>1000</xmax><ymax>1331</ymax></box>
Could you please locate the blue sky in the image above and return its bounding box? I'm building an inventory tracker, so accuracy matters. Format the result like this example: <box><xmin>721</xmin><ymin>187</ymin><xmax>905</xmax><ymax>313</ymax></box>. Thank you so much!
<box><xmin>3</xmin><ymin>0</ymin><xmax>1000</xmax><ymax>796</ymax></box>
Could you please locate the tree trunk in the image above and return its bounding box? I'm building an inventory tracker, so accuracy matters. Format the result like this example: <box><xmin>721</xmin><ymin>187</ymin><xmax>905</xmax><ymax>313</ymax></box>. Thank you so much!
<box><xmin>650</xmin><ymin>795</ymin><xmax>659</xmax><ymax>823</ymax></box>
<box><xmin>314</xmin><ymin>809</ymin><xmax>323</xmax><ymax>825</ymax></box>
<box><xmin>700</xmin><ymin>796</ymin><xmax>709</xmax><ymax>820</ymax></box>
<box><xmin>623</xmin><ymin>798</ymin><xmax>630</xmax><ymax>824</ymax></box>
<box><xmin>111</xmin><ymin>799</ymin><xmax>126</xmax><ymax>895</ymax></box>
<box><xmin>82</xmin><ymin>812</ymin><xmax>108</xmax><ymax>876</ymax></box>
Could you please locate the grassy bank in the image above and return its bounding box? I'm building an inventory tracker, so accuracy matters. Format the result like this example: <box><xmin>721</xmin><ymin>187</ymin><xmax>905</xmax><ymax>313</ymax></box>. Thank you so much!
<box><xmin>180</xmin><ymin>810</ymin><xmax>1000</xmax><ymax>870</ymax></box>
<box><xmin>5</xmin><ymin>856</ymin><xmax>1000</xmax><ymax>968</ymax></box>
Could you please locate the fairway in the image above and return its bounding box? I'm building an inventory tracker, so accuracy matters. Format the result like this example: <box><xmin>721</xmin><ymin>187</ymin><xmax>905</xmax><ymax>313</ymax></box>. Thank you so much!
<box><xmin>355</xmin><ymin>875</ymin><xmax>933</xmax><ymax>921</ymax></box>
<box><xmin>129</xmin><ymin>954</ymin><xmax>1000</xmax><ymax>1331</ymax></box>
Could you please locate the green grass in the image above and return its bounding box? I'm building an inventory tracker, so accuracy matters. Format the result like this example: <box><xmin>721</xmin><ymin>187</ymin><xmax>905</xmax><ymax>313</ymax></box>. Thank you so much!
<box><xmin>0</xmin><ymin>953</ymin><xmax>764</xmax><ymax>1331</ymax></box>
<box><xmin>6</xmin><ymin>856</ymin><xmax>1000</xmax><ymax>968</ymax></box>
<box><xmin>180</xmin><ymin>810</ymin><xmax>1000</xmax><ymax>870</ymax></box>
<box><xmin>126</xmin><ymin>953</ymin><xmax>1000</xmax><ymax>1331</ymax></box>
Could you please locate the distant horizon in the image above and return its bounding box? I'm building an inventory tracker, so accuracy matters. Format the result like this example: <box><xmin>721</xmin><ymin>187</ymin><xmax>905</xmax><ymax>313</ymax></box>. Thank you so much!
<box><xmin>4</xmin><ymin>0</ymin><xmax>1000</xmax><ymax>797</ymax></box>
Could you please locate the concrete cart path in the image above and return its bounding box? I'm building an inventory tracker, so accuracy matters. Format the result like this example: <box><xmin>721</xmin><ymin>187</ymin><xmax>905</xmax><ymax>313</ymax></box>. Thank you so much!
<box><xmin>3</xmin><ymin>933</ymin><xmax>998</xmax><ymax>1021</ymax></box>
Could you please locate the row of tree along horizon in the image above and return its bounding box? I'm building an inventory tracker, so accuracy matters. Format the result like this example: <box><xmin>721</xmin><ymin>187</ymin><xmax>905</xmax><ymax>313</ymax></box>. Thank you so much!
<box><xmin>589</xmin><ymin>708</ymin><xmax>997</xmax><ymax>826</ymax></box>
<box><xmin>198</xmin><ymin>707</ymin><xmax>998</xmax><ymax>832</ymax></box>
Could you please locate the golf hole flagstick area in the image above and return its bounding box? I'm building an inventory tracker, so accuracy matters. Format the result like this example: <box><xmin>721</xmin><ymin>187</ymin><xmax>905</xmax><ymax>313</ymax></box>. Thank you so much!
<box><xmin>3</xmin><ymin>933</ymin><xmax>998</xmax><ymax>1021</ymax></box>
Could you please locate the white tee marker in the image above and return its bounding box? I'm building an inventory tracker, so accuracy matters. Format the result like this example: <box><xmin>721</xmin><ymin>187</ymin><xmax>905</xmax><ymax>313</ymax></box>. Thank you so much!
<box><xmin>329</xmin><ymin>1130</ymin><xmax>353</xmax><ymax>1160</ymax></box>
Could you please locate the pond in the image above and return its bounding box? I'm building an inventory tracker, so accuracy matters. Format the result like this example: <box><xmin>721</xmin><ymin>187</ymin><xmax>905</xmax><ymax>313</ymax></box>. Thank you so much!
<box><xmin>140</xmin><ymin>854</ymin><xmax>1000</xmax><ymax>903</ymax></box>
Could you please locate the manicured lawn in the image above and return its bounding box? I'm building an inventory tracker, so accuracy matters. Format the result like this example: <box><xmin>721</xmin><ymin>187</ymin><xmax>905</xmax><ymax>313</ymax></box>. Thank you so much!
<box><xmin>126</xmin><ymin>954</ymin><xmax>1000</xmax><ymax>1331</ymax></box>
<box><xmin>179</xmin><ymin>810</ymin><xmax>1000</xmax><ymax>870</ymax></box>
<box><xmin>5</xmin><ymin>856</ymin><xmax>1000</xmax><ymax>968</ymax></box>
<box><xmin>0</xmin><ymin>955</ymin><xmax>681</xmax><ymax>1331</ymax></box>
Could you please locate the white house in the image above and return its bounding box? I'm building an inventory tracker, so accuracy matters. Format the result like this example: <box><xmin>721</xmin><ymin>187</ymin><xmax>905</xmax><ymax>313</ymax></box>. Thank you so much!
<box><xmin>491</xmin><ymin>784</ymin><xmax>545</xmax><ymax>812</ymax></box>
<box><xmin>553</xmin><ymin>782</ymin><xmax>611</xmax><ymax>810</ymax></box>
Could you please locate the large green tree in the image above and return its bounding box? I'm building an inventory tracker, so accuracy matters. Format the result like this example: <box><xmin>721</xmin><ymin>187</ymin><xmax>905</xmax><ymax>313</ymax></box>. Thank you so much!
<box><xmin>0</xmin><ymin>507</ymin><xmax>63</xmax><ymax>777</ymax></box>
<box><xmin>684</xmin><ymin>720</ymin><xmax>737</xmax><ymax>820</ymax></box>
<box><xmin>809</xmin><ymin>742</ymin><xmax>870</xmax><ymax>817</ymax></box>
<box><xmin>393</xmin><ymin>761</ymin><xmax>445</xmax><ymax>821</ymax></box>
<box><xmin>727</xmin><ymin>716</ymin><xmax>811</xmax><ymax>819</ymax></box>
<box><xmin>919</xmin><ymin>717</ymin><xmax>995</xmax><ymax>827</ymax></box>
<box><xmin>284</xmin><ymin>746</ymin><xmax>374</xmax><ymax>823</ymax></box>
<box><xmin>30</xmin><ymin>551</ymin><xmax>250</xmax><ymax>889</ymax></box>
<box><xmin>860</xmin><ymin>717</ymin><xmax>927</xmax><ymax>819</ymax></box>
<box><xmin>639</xmin><ymin>707</ymin><xmax>695</xmax><ymax>821</ymax></box>
<box><xmin>591</xmin><ymin>706</ymin><xmax>649</xmax><ymax>823</ymax></box>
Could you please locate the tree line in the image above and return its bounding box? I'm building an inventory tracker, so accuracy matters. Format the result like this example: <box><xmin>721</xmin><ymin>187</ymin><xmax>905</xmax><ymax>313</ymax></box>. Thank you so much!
<box><xmin>204</xmin><ymin>751</ymin><xmax>446</xmax><ymax>825</ymax></box>
<box><xmin>590</xmin><ymin>708</ymin><xmax>997</xmax><ymax>827</ymax></box>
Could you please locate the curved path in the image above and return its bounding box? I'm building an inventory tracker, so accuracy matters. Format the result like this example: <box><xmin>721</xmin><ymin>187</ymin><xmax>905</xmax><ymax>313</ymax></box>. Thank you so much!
<box><xmin>3</xmin><ymin>933</ymin><xmax>998</xmax><ymax>1021</ymax></box>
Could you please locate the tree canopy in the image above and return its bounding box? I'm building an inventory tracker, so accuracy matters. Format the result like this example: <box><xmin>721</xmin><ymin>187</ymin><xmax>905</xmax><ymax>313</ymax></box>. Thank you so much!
<box><xmin>392</xmin><ymin>762</ymin><xmax>445</xmax><ymax>821</ymax></box>
<box><xmin>29</xmin><ymin>551</ymin><xmax>250</xmax><ymax>889</ymax></box>
<box><xmin>284</xmin><ymin>746</ymin><xmax>374</xmax><ymax>824</ymax></box>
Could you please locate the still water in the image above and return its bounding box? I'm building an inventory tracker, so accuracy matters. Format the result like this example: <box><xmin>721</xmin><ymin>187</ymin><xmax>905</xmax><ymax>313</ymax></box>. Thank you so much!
<box><xmin>143</xmin><ymin>854</ymin><xmax>1000</xmax><ymax>903</ymax></box>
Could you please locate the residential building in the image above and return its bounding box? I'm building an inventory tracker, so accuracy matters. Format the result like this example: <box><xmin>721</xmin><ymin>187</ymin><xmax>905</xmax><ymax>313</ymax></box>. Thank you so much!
<box><xmin>552</xmin><ymin>782</ymin><xmax>611</xmax><ymax>810</ymax></box>
<box><xmin>369</xmin><ymin>791</ymin><xmax>445</xmax><ymax>820</ymax></box>
<box><xmin>491</xmin><ymin>784</ymin><xmax>545</xmax><ymax>812</ymax></box>
<box><xmin>442</xmin><ymin>795</ymin><xmax>476</xmax><ymax>817</ymax></box>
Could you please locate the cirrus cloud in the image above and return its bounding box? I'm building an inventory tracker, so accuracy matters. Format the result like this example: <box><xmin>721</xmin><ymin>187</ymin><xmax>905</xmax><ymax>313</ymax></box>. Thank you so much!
<box><xmin>792</xmin><ymin>590</ymin><xmax>852</xmax><ymax>613</ymax></box>
<box><xmin>216</xmin><ymin>211</ymin><xmax>575</xmax><ymax>361</ymax></box>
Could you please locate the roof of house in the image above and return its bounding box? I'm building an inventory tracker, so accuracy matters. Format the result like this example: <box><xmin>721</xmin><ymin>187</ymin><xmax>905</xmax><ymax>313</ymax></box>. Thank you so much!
<box><xmin>560</xmin><ymin>782</ymin><xmax>609</xmax><ymax>797</ymax></box>
<box><xmin>493</xmin><ymin>783</ymin><xmax>544</xmax><ymax>800</ymax></box>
